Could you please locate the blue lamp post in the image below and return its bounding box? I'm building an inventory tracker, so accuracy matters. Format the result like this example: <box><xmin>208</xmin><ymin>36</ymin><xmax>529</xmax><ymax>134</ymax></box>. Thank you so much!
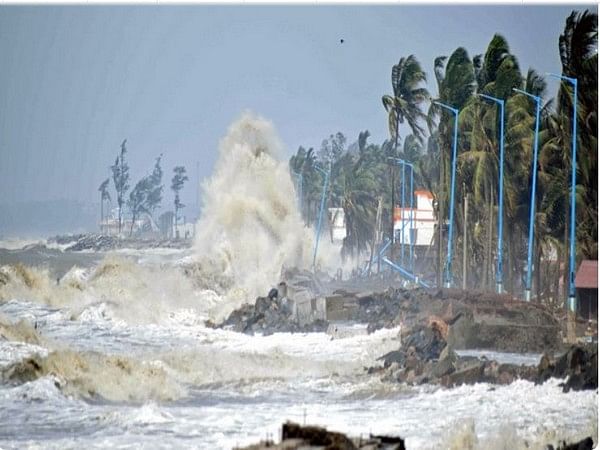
<box><xmin>312</xmin><ymin>163</ymin><xmax>330</xmax><ymax>271</ymax></box>
<box><xmin>548</xmin><ymin>73</ymin><xmax>578</xmax><ymax>314</ymax></box>
<box><xmin>478</xmin><ymin>93</ymin><xmax>506</xmax><ymax>294</ymax></box>
<box><xmin>401</xmin><ymin>159</ymin><xmax>406</xmax><ymax>266</ymax></box>
<box><xmin>513</xmin><ymin>88</ymin><xmax>542</xmax><ymax>302</ymax></box>
<box><xmin>434</xmin><ymin>101</ymin><xmax>459</xmax><ymax>288</ymax></box>
<box><xmin>405</xmin><ymin>162</ymin><xmax>415</xmax><ymax>273</ymax></box>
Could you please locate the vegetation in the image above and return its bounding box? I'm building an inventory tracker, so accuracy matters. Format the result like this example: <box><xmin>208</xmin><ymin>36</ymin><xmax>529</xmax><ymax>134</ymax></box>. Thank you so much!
<box><xmin>110</xmin><ymin>140</ymin><xmax>130</xmax><ymax>234</ymax></box>
<box><xmin>126</xmin><ymin>156</ymin><xmax>164</xmax><ymax>236</ymax></box>
<box><xmin>98</xmin><ymin>178</ymin><xmax>111</xmax><ymax>233</ymax></box>
<box><xmin>102</xmin><ymin>141</ymin><xmax>187</xmax><ymax>238</ymax></box>
<box><xmin>171</xmin><ymin>166</ymin><xmax>188</xmax><ymax>238</ymax></box>
<box><xmin>289</xmin><ymin>9</ymin><xmax>597</xmax><ymax>300</ymax></box>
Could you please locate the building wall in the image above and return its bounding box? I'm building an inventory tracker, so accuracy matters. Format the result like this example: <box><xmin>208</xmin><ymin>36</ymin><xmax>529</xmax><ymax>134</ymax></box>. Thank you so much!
<box><xmin>394</xmin><ymin>192</ymin><xmax>436</xmax><ymax>247</ymax></box>
<box><xmin>577</xmin><ymin>288</ymin><xmax>598</xmax><ymax>320</ymax></box>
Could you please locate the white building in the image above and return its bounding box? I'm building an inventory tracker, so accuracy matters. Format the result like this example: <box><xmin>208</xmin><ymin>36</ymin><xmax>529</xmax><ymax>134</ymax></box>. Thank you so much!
<box><xmin>393</xmin><ymin>190</ymin><xmax>436</xmax><ymax>247</ymax></box>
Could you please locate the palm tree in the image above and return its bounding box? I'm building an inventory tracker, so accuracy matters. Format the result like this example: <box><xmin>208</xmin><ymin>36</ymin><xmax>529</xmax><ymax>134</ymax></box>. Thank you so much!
<box><xmin>428</xmin><ymin>47</ymin><xmax>475</xmax><ymax>286</ymax></box>
<box><xmin>540</xmin><ymin>10</ymin><xmax>598</xmax><ymax>299</ymax></box>
<box><xmin>290</xmin><ymin>146</ymin><xmax>320</xmax><ymax>224</ymax></box>
<box><xmin>98</xmin><ymin>178</ymin><xmax>111</xmax><ymax>234</ymax></box>
<box><xmin>459</xmin><ymin>35</ymin><xmax>524</xmax><ymax>289</ymax></box>
<box><xmin>382</xmin><ymin>55</ymin><xmax>430</xmax><ymax>148</ymax></box>
<box><xmin>339</xmin><ymin>131</ymin><xmax>380</xmax><ymax>262</ymax></box>
<box><xmin>557</xmin><ymin>10</ymin><xmax>598</xmax><ymax>260</ymax></box>
<box><xmin>382</xmin><ymin>55</ymin><xmax>429</xmax><ymax>261</ymax></box>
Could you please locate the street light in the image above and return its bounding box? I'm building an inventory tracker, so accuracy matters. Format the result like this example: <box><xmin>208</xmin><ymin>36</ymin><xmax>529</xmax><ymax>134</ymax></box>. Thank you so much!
<box><xmin>547</xmin><ymin>73</ymin><xmax>578</xmax><ymax>315</ymax></box>
<box><xmin>400</xmin><ymin>159</ymin><xmax>406</xmax><ymax>266</ymax></box>
<box><xmin>478</xmin><ymin>93</ymin><xmax>506</xmax><ymax>294</ymax></box>
<box><xmin>312</xmin><ymin>163</ymin><xmax>330</xmax><ymax>271</ymax></box>
<box><xmin>405</xmin><ymin>161</ymin><xmax>415</xmax><ymax>273</ymax></box>
<box><xmin>434</xmin><ymin>101</ymin><xmax>459</xmax><ymax>288</ymax></box>
<box><xmin>513</xmin><ymin>88</ymin><xmax>542</xmax><ymax>302</ymax></box>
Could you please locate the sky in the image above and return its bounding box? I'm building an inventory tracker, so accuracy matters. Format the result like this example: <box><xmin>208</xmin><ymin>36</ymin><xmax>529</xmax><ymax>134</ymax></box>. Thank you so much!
<box><xmin>0</xmin><ymin>4</ymin><xmax>596</xmax><ymax>217</ymax></box>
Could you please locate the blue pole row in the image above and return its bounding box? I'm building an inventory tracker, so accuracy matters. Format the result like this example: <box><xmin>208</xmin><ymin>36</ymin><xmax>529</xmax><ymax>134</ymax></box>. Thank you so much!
<box><xmin>513</xmin><ymin>88</ymin><xmax>542</xmax><ymax>302</ymax></box>
<box><xmin>547</xmin><ymin>73</ymin><xmax>578</xmax><ymax>312</ymax></box>
<box><xmin>434</xmin><ymin>101</ymin><xmax>459</xmax><ymax>288</ymax></box>
<box><xmin>389</xmin><ymin>158</ymin><xmax>416</xmax><ymax>274</ymax></box>
<box><xmin>478</xmin><ymin>93</ymin><xmax>505</xmax><ymax>294</ymax></box>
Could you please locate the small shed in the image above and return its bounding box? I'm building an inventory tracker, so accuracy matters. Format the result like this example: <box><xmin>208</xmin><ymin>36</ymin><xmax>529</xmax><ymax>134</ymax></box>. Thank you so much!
<box><xmin>575</xmin><ymin>260</ymin><xmax>598</xmax><ymax>320</ymax></box>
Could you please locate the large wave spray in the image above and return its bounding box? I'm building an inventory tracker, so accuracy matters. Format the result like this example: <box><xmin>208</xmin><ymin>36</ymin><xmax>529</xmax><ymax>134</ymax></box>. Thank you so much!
<box><xmin>192</xmin><ymin>112</ymin><xmax>334</xmax><ymax>319</ymax></box>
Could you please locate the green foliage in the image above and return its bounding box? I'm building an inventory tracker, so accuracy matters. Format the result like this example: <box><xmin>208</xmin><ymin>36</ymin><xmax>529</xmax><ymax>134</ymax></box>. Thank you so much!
<box><xmin>171</xmin><ymin>166</ymin><xmax>189</xmax><ymax>235</ymax></box>
<box><xmin>98</xmin><ymin>178</ymin><xmax>111</xmax><ymax>202</ymax></box>
<box><xmin>126</xmin><ymin>155</ymin><xmax>164</xmax><ymax>236</ymax></box>
<box><xmin>289</xmin><ymin>10</ymin><xmax>597</xmax><ymax>293</ymax></box>
<box><xmin>111</xmin><ymin>139</ymin><xmax>130</xmax><ymax>234</ymax></box>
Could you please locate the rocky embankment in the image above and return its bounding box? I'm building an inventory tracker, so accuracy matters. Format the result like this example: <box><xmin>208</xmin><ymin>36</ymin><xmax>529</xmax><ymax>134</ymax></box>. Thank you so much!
<box><xmin>48</xmin><ymin>233</ymin><xmax>192</xmax><ymax>252</ymax></box>
<box><xmin>221</xmin><ymin>278</ymin><xmax>597</xmax><ymax>390</ymax></box>
<box><xmin>372</xmin><ymin>320</ymin><xmax>597</xmax><ymax>391</ymax></box>
<box><xmin>237</xmin><ymin>422</ymin><xmax>595</xmax><ymax>450</ymax></box>
<box><xmin>220</xmin><ymin>280</ymin><xmax>562</xmax><ymax>351</ymax></box>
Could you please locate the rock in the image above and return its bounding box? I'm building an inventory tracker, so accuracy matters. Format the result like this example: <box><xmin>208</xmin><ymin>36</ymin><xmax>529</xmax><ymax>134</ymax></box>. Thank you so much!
<box><xmin>239</xmin><ymin>421</ymin><xmax>406</xmax><ymax>449</ymax></box>
<box><xmin>536</xmin><ymin>345</ymin><xmax>598</xmax><ymax>392</ymax></box>
<box><xmin>378</xmin><ymin>350</ymin><xmax>405</xmax><ymax>368</ymax></box>
<box><xmin>281</xmin><ymin>421</ymin><xmax>356</xmax><ymax>448</ymax></box>
<box><xmin>547</xmin><ymin>437</ymin><xmax>595</xmax><ymax>450</ymax></box>
<box><xmin>432</xmin><ymin>350</ymin><xmax>457</xmax><ymax>378</ymax></box>
<box><xmin>441</xmin><ymin>361</ymin><xmax>485</xmax><ymax>387</ymax></box>
<box><xmin>267</xmin><ymin>288</ymin><xmax>278</xmax><ymax>300</ymax></box>
<box><xmin>62</xmin><ymin>233</ymin><xmax>191</xmax><ymax>252</ymax></box>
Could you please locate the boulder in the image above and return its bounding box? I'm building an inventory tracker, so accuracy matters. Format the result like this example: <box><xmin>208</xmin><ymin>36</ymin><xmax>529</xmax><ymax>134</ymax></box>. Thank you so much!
<box><xmin>536</xmin><ymin>345</ymin><xmax>598</xmax><ymax>392</ymax></box>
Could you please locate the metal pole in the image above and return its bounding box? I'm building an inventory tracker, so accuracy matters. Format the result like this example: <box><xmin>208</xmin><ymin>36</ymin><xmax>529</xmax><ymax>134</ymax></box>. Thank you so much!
<box><xmin>434</xmin><ymin>101</ymin><xmax>459</xmax><ymax>288</ymax></box>
<box><xmin>409</xmin><ymin>163</ymin><xmax>414</xmax><ymax>273</ymax></box>
<box><xmin>568</xmin><ymin>80</ymin><xmax>578</xmax><ymax>311</ymax></box>
<box><xmin>312</xmin><ymin>164</ymin><xmax>330</xmax><ymax>271</ymax></box>
<box><xmin>547</xmin><ymin>73</ymin><xmax>578</xmax><ymax>341</ymax></box>
<box><xmin>513</xmin><ymin>88</ymin><xmax>542</xmax><ymax>302</ymax></box>
<box><xmin>478</xmin><ymin>94</ymin><xmax>506</xmax><ymax>294</ymax></box>
<box><xmin>547</xmin><ymin>74</ymin><xmax>578</xmax><ymax>316</ymax></box>
<box><xmin>401</xmin><ymin>160</ymin><xmax>405</xmax><ymax>266</ymax></box>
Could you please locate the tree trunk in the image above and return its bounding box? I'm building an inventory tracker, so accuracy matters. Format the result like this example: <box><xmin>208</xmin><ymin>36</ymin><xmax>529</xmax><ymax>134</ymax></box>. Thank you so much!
<box><xmin>118</xmin><ymin>204</ymin><xmax>122</xmax><ymax>235</ymax></box>
<box><xmin>535</xmin><ymin>240</ymin><xmax>542</xmax><ymax>303</ymax></box>
<box><xmin>507</xmin><ymin>236</ymin><xmax>513</xmax><ymax>295</ymax></box>
<box><xmin>563</xmin><ymin>202</ymin><xmax>570</xmax><ymax>303</ymax></box>
<box><xmin>437</xmin><ymin>155</ymin><xmax>445</xmax><ymax>288</ymax></box>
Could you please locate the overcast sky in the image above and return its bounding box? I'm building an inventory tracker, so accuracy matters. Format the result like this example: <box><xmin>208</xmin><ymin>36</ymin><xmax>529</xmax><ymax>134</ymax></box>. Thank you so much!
<box><xmin>0</xmin><ymin>4</ymin><xmax>596</xmax><ymax>213</ymax></box>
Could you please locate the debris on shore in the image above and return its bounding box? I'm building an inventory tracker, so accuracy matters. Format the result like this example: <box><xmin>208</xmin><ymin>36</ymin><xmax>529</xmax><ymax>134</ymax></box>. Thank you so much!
<box><xmin>236</xmin><ymin>421</ymin><xmax>406</xmax><ymax>450</ymax></box>
<box><xmin>235</xmin><ymin>421</ymin><xmax>596</xmax><ymax>450</ymax></box>
<box><xmin>48</xmin><ymin>233</ymin><xmax>191</xmax><ymax>252</ymax></box>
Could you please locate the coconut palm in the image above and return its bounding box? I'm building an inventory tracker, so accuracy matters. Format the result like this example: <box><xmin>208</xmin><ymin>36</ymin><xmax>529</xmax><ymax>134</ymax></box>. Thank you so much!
<box><xmin>339</xmin><ymin>131</ymin><xmax>380</xmax><ymax>262</ymax></box>
<box><xmin>98</xmin><ymin>178</ymin><xmax>111</xmax><ymax>234</ymax></box>
<box><xmin>382</xmin><ymin>55</ymin><xmax>430</xmax><ymax>148</ymax></box>
<box><xmin>428</xmin><ymin>47</ymin><xmax>475</xmax><ymax>286</ymax></box>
